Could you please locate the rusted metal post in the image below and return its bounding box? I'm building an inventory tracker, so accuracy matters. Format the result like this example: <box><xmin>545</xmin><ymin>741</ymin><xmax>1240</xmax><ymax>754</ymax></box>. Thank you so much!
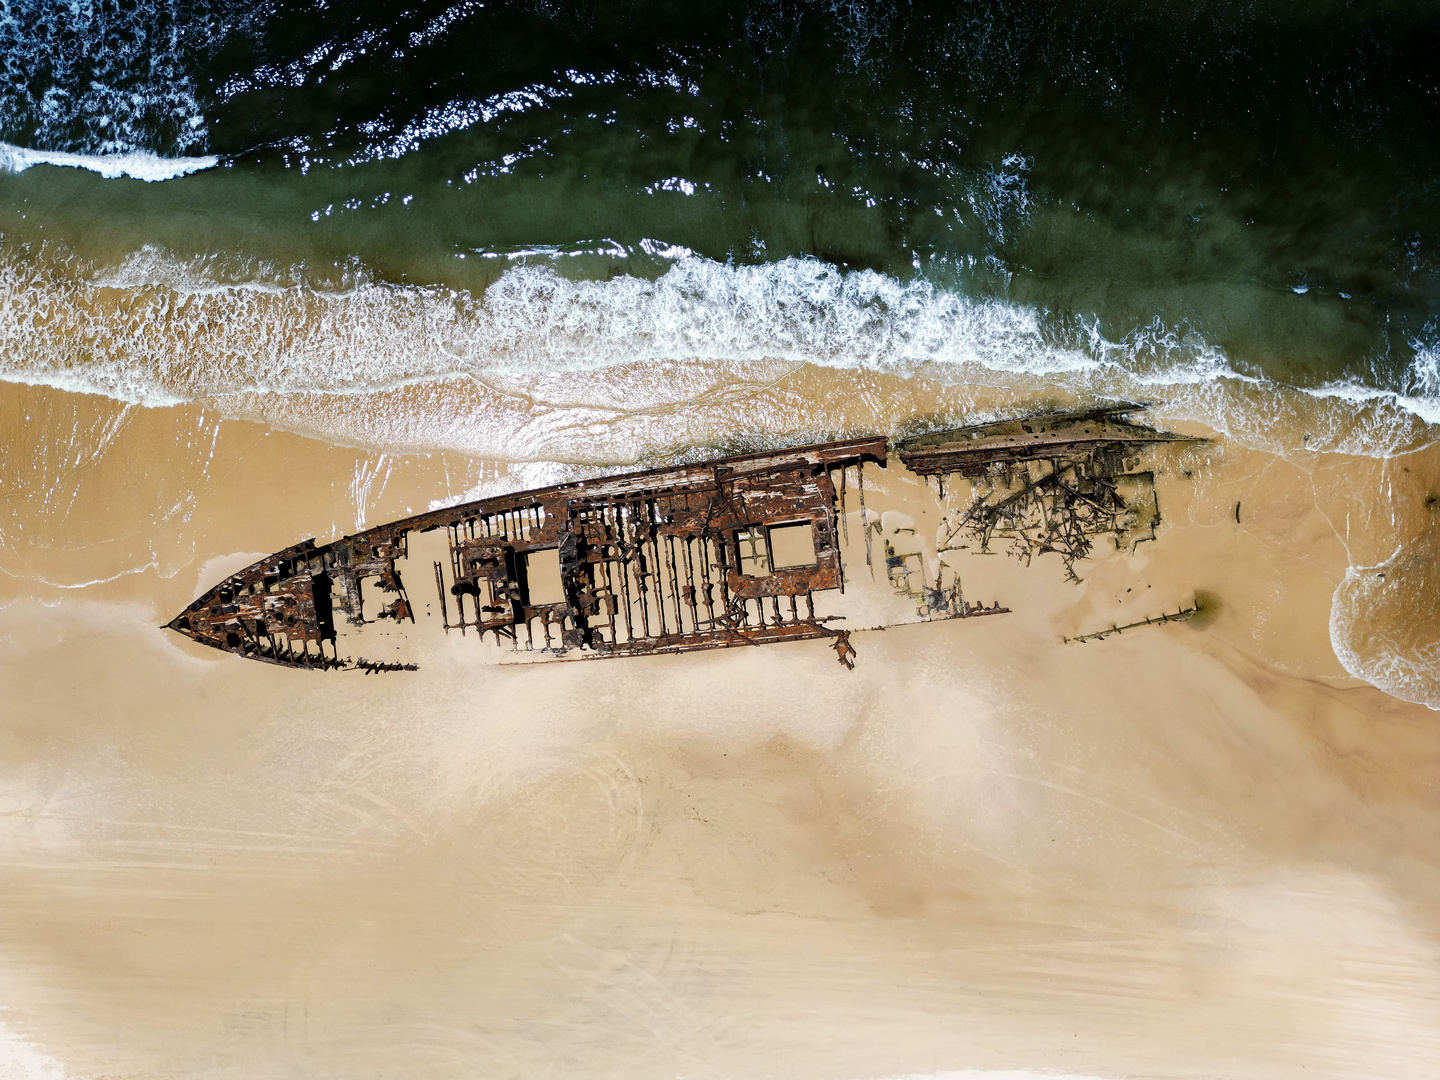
<box><xmin>858</xmin><ymin>460</ymin><xmax>873</xmax><ymax>574</ymax></box>
<box><xmin>433</xmin><ymin>561</ymin><xmax>450</xmax><ymax>630</ymax></box>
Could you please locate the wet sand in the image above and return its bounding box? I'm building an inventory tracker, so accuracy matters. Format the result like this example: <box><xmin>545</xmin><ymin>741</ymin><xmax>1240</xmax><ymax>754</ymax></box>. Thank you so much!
<box><xmin>4</xmin><ymin>375</ymin><xmax>1440</xmax><ymax>1079</ymax></box>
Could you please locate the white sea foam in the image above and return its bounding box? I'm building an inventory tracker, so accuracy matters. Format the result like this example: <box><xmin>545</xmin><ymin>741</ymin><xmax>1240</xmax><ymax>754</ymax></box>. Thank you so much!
<box><xmin>0</xmin><ymin>0</ymin><xmax>226</xmax><ymax>159</ymax></box>
<box><xmin>1330</xmin><ymin>531</ymin><xmax>1440</xmax><ymax>712</ymax></box>
<box><xmin>94</xmin><ymin>245</ymin><xmax>371</xmax><ymax>297</ymax></box>
<box><xmin>1296</xmin><ymin>325</ymin><xmax>1440</xmax><ymax>429</ymax></box>
<box><xmin>6</xmin><ymin>242</ymin><xmax>1440</xmax><ymax>709</ymax></box>
<box><xmin>3</xmin><ymin>246</ymin><xmax>1438</xmax><ymax>459</ymax></box>
<box><xmin>347</xmin><ymin>84</ymin><xmax>570</xmax><ymax>164</ymax></box>
<box><xmin>0</xmin><ymin>141</ymin><xmax>217</xmax><ymax>182</ymax></box>
<box><xmin>1302</xmin><ymin>379</ymin><xmax>1440</xmax><ymax>430</ymax></box>
<box><xmin>0</xmin><ymin>251</ymin><xmax>1103</xmax><ymax>404</ymax></box>
<box><xmin>1404</xmin><ymin>321</ymin><xmax>1440</xmax><ymax>398</ymax></box>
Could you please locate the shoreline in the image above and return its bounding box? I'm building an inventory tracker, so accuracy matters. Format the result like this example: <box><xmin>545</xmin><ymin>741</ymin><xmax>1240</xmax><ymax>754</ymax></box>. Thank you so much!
<box><xmin>4</xmin><ymin>375</ymin><xmax>1440</xmax><ymax>1077</ymax></box>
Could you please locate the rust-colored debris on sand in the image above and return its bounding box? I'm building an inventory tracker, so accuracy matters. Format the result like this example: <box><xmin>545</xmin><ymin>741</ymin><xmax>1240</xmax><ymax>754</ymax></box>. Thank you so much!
<box><xmin>167</xmin><ymin>405</ymin><xmax>1200</xmax><ymax>671</ymax></box>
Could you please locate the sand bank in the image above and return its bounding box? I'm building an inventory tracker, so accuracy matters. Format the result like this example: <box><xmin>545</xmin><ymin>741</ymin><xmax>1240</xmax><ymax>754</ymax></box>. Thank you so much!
<box><xmin>3</xmin><ymin>376</ymin><xmax>1440</xmax><ymax>1078</ymax></box>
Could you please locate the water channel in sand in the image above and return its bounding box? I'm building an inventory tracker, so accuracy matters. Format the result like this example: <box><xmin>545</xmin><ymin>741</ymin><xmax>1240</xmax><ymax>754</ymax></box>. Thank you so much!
<box><xmin>3</xmin><ymin>374</ymin><xmax>1440</xmax><ymax>1078</ymax></box>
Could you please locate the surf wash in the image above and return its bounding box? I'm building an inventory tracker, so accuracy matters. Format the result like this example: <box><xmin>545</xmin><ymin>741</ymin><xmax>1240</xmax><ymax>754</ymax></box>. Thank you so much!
<box><xmin>165</xmin><ymin>406</ymin><xmax>1201</xmax><ymax>671</ymax></box>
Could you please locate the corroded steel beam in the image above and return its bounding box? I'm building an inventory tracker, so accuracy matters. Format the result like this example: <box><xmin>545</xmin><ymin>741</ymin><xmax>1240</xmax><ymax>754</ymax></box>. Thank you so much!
<box><xmin>167</xmin><ymin>438</ymin><xmax>888</xmax><ymax>669</ymax></box>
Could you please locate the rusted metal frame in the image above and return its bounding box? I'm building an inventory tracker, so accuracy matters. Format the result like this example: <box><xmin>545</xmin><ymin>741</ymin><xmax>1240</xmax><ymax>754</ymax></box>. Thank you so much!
<box><xmin>580</xmin><ymin>530</ymin><xmax>610</xmax><ymax>648</ymax></box>
<box><xmin>662</xmin><ymin>532</ymin><xmax>686</xmax><ymax>637</ymax></box>
<box><xmin>169</xmin><ymin>440</ymin><xmax>887</xmax><ymax>667</ymax></box>
<box><xmin>899</xmin><ymin>421</ymin><xmax>1198</xmax><ymax>478</ymax></box>
<box><xmin>448</xmin><ymin>522</ymin><xmax>465</xmax><ymax>585</ymax></box>
<box><xmin>748</xmin><ymin>528</ymin><xmax>767</xmax><ymax>628</ymax></box>
<box><xmin>329</xmin><ymin>437</ymin><xmax>887</xmax><ymax>549</ymax></box>
<box><xmin>595</xmin><ymin>510</ymin><xmax>621</xmax><ymax>644</ymax></box>
<box><xmin>622</xmin><ymin>502</ymin><xmax>646</xmax><ymax>640</ymax></box>
<box><xmin>819</xmin><ymin>470</ymin><xmax>843</xmax><ymax>594</ymax></box>
<box><xmin>950</xmin><ymin>464</ymin><xmax>1055</xmax><ymax>538</ymax></box>
<box><xmin>678</xmin><ymin>496</ymin><xmax>706</xmax><ymax>633</ymax></box>
<box><xmin>678</xmin><ymin>534</ymin><xmax>701</xmax><ymax>632</ymax></box>
<box><xmin>599</xmin><ymin>550</ymin><xmax>619</xmax><ymax>646</ymax></box>
<box><xmin>653</xmin><ymin>501</ymin><xmax>676</xmax><ymax>638</ymax></box>
<box><xmin>629</xmin><ymin>503</ymin><xmax>655</xmax><ymax>639</ymax></box>
<box><xmin>661</xmin><ymin>531</ymin><xmax>682</xmax><ymax>638</ymax></box>
<box><xmin>659</xmin><ymin>530</ymin><xmax>679</xmax><ymax>639</ymax></box>
<box><xmin>587</xmin><ymin>516</ymin><xmax>610</xmax><ymax>646</ymax></box>
<box><xmin>858</xmin><ymin>460</ymin><xmax>872</xmax><ymax>572</ymax></box>
<box><xmin>618</xmin><ymin>528</ymin><xmax>638</xmax><ymax>643</ymax></box>
<box><xmin>648</xmin><ymin>507</ymin><xmax>671</xmax><ymax>638</ymax></box>
<box><xmin>594</xmin><ymin>620</ymin><xmax>834</xmax><ymax>656</ymax></box>
<box><xmin>682</xmin><ymin>544</ymin><xmax>705</xmax><ymax>630</ymax></box>
<box><xmin>614</xmin><ymin>510</ymin><xmax>638</xmax><ymax>645</ymax></box>
<box><xmin>696</xmin><ymin>534</ymin><xmax>718</xmax><ymax>630</ymax></box>
<box><xmin>642</xmin><ymin>503</ymin><xmax>664</xmax><ymax>638</ymax></box>
<box><xmin>1052</xmin><ymin>474</ymin><xmax>1121</xmax><ymax>517</ymax></box>
<box><xmin>713</xmin><ymin>530</ymin><xmax>738</xmax><ymax>628</ymax></box>
<box><xmin>944</xmin><ymin>444</ymin><xmax>1155</xmax><ymax>575</ymax></box>
<box><xmin>665</xmin><ymin>492</ymin><xmax>720</xmax><ymax>642</ymax></box>
<box><xmin>1064</xmin><ymin>604</ymin><xmax>1198</xmax><ymax>644</ymax></box>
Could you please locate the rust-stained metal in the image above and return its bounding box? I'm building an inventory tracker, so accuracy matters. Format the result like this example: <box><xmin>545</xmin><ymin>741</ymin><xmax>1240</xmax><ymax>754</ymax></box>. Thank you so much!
<box><xmin>167</xmin><ymin>409</ymin><xmax>1198</xmax><ymax>672</ymax></box>
<box><xmin>165</xmin><ymin>539</ymin><xmax>345</xmax><ymax>669</ymax></box>
<box><xmin>168</xmin><ymin>438</ymin><xmax>912</xmax><ymax>669</ymax></box>
<box><xmin>900</xmin><ymin>405</ymin><xmax>1204</xmax><ymax>579</ymax></box>
<box><xmin>896</xmin><ymin>403</ymin><xmax>1199</xmax><ymax>477</ymax></box>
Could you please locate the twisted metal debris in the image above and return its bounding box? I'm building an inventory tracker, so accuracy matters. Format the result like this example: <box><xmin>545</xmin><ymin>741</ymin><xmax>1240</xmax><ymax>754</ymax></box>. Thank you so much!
<box><xmin>167</xmin><ymin>405</ymin><xmax>1199</xmax><ymax>671</ymax></box>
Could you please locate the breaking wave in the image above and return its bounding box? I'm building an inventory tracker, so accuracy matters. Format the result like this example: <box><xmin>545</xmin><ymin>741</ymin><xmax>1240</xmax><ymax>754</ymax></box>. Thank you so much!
<box><xmin>3</xmin><ymin>245</ymin><xmax>1438</xmax><ymax>453</ymax></box>
<box><xmin>0</xmin><ymin>248</ymin><xmax>1103</xmax><ymax>399</ymax></box>
<box><xmin>3</xmin><ymin>246</ymin><xmax>1438</xmax><ymax>459</ymax></box>
<box><xmin>4</xmin><ymin>240</ymin><xmax>1440</xmax><ymax>710</ymax></box>
<box><xmin>1331</xmin><ymin>528</ymin><xmax>1440</xmax><ymax>711</ymax></box>
<box><xmin>0</xmin><ymin>141</ymin><xmax>217</xmax><ymax>182</ymax></box>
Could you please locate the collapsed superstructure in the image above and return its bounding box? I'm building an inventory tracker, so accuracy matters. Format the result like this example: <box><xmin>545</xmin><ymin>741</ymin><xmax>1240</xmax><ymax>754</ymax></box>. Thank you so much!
<box><xmin>169</xmin><ymin>438</ymin><xmax>892</xmax><ymax>669</ymax></box>
<box><xmin>897</xmin><ymin>404</ymin><xmax>1199</xmax><ymax>580</ymax></box>
<box><xmin>167</xmin><ymin>405</ymin><xmax>1200</xmax><ymax>670</ymax></box>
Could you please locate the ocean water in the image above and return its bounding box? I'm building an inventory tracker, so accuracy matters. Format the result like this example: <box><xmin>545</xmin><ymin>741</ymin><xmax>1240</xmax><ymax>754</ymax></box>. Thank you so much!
<box><xmin>1</xmin><ymin>0</ymin><xmax>1438</xmax><ymax>405</ymax></box>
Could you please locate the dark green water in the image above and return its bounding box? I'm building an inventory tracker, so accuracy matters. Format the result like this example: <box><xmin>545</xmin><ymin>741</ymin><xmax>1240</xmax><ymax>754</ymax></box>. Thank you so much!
<box><xmin>2</xmin><ymin>0</ymin><xmax>1439</xmax><ymax>406</ymax></box>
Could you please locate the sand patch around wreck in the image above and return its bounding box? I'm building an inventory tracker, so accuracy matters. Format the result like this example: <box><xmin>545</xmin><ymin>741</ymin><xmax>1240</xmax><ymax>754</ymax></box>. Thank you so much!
<box><xmin>3</xmin><ymin>377</ymin><xmax>1440</xmax><ymax>1079</ymax></box>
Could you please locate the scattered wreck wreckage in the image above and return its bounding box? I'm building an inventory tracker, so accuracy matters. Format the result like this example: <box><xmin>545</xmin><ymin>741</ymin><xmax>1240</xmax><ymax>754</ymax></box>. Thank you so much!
<box><xmin>897</xmin><ymin>404</ymin><xmax>1200</xmax><ymax>581</ymax></box>
<box><xmin>1063</xmin><ymin>604</ymin><xmax>1200</xmax><ymax>645</ymax></box>
<box><xmin>166</xmin><ymin>405</ymin><xmax>1200</xmax><ymax>671</ymax></box>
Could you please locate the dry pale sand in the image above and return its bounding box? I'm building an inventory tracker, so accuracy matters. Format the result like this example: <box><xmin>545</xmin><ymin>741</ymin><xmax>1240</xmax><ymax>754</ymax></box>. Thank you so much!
<box><xmin>3</xmin><ymin>375</ymin><xmax>1440</xmax><ymax>1080</ymax></box>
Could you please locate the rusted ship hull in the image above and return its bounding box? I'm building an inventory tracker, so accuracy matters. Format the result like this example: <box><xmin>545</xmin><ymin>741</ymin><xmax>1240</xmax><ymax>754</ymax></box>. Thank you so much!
<box><xmin>167</xmin><ymin>437</ymin><xmax>894</xmax><ymax>669</ymax></box>
<box><xmin>167</xmin><ymin>406</ymin><xmax>1200</xmax><ymax>671</ymax></box>
<box><xmin>899</xmin><ymin>404</ymin><xmax>1204</xmax><ymax>579</ymax></box>
<box><xmin>895</xmin><ymin>404</ymin><xmax>1198</xmax><ymax>476</ymax></box>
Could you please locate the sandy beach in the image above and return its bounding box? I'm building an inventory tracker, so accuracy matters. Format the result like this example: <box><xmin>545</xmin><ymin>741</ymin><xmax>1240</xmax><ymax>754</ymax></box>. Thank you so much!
<box><xmin>6</xmin><ymin>0</ymin><xmax>1440</xmax><ymax>1073</ymax></box>
<box><xmin>4</xmin><ymin>370</ymin><xmax>1439</xmax><ymax>1079</ymax></box>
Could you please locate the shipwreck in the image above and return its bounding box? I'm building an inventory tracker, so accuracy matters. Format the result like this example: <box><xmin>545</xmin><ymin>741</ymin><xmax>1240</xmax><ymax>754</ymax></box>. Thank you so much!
<box><xmin>166</xmin><ymin>405</ymin><xmax>1200</xmax><ymax>670</ymax></box>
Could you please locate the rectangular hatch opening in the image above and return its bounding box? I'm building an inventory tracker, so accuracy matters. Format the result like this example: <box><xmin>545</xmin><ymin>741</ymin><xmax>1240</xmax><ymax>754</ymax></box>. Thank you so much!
<box><xmin>768</xmin><ymin>522</ymin><xmax>818</xmax><ymax>569</ymax></box>
<box><xmin>525</xmin><ymin>548</ymin><xmax>566</xmax><ymax>606</ymax></box>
